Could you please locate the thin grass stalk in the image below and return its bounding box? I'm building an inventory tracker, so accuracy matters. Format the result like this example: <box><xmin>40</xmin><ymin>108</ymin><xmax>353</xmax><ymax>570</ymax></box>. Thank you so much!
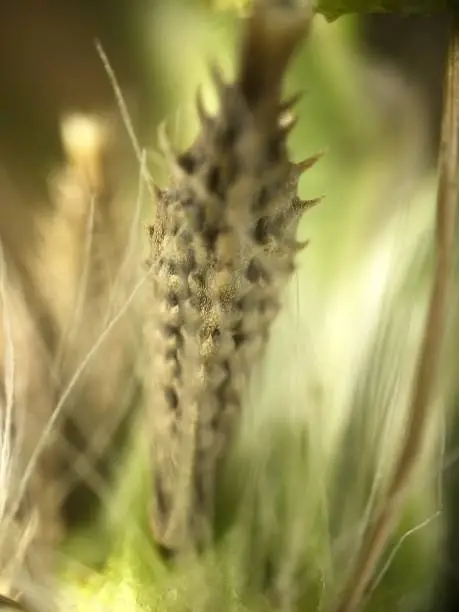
<box><xmin>334</xmin><ymin>14</ymin><xmax>459</xmax><ymax>612</ymax></box>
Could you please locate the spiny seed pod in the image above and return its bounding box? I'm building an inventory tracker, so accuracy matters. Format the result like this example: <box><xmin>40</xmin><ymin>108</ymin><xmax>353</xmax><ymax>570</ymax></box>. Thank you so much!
<box><xmin>146</xmin><ymin>0</ymin><xmax>321</xmax><ymax>555</ymax></box>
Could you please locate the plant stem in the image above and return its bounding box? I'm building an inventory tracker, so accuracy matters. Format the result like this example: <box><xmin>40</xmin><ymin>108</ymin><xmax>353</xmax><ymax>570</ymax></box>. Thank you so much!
<box><xmin>334</xmin><ymin>13</ymin><xmax>459</xmax><ymax>612</ymax></box>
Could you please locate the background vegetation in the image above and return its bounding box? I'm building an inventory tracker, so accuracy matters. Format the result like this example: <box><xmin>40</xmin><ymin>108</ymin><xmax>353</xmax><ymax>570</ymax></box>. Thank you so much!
<box><xmin>0</xmin><ymin>2</ymin><xmax>456</xmax><ymax>611</ymax></box>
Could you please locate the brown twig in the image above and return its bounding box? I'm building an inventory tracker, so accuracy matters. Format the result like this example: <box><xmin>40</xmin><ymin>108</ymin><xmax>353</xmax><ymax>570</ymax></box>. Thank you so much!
<box><xmin>334</xmin><ymin>14</ymin><xmax>459</xmax><ymax>612</ymax></box>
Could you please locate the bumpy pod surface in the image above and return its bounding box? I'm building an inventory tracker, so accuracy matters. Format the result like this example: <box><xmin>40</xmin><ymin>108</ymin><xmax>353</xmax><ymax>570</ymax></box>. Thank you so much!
<box><xmin>147</xmin><ymin>0</ymin><xmax>320</xmax><ymax>555</ymax></box>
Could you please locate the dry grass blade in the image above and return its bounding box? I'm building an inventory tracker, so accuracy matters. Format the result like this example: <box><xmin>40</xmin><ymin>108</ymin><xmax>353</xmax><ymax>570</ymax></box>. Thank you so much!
<box><xmin>334</xmin><ymin>15</ymin><xmax>459</xmax><ymax>612</ymax></box>
<box><xmin>95</xmin><ymin>42</ymin><xmax>156</xmax><ymax>200</ymax></box>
